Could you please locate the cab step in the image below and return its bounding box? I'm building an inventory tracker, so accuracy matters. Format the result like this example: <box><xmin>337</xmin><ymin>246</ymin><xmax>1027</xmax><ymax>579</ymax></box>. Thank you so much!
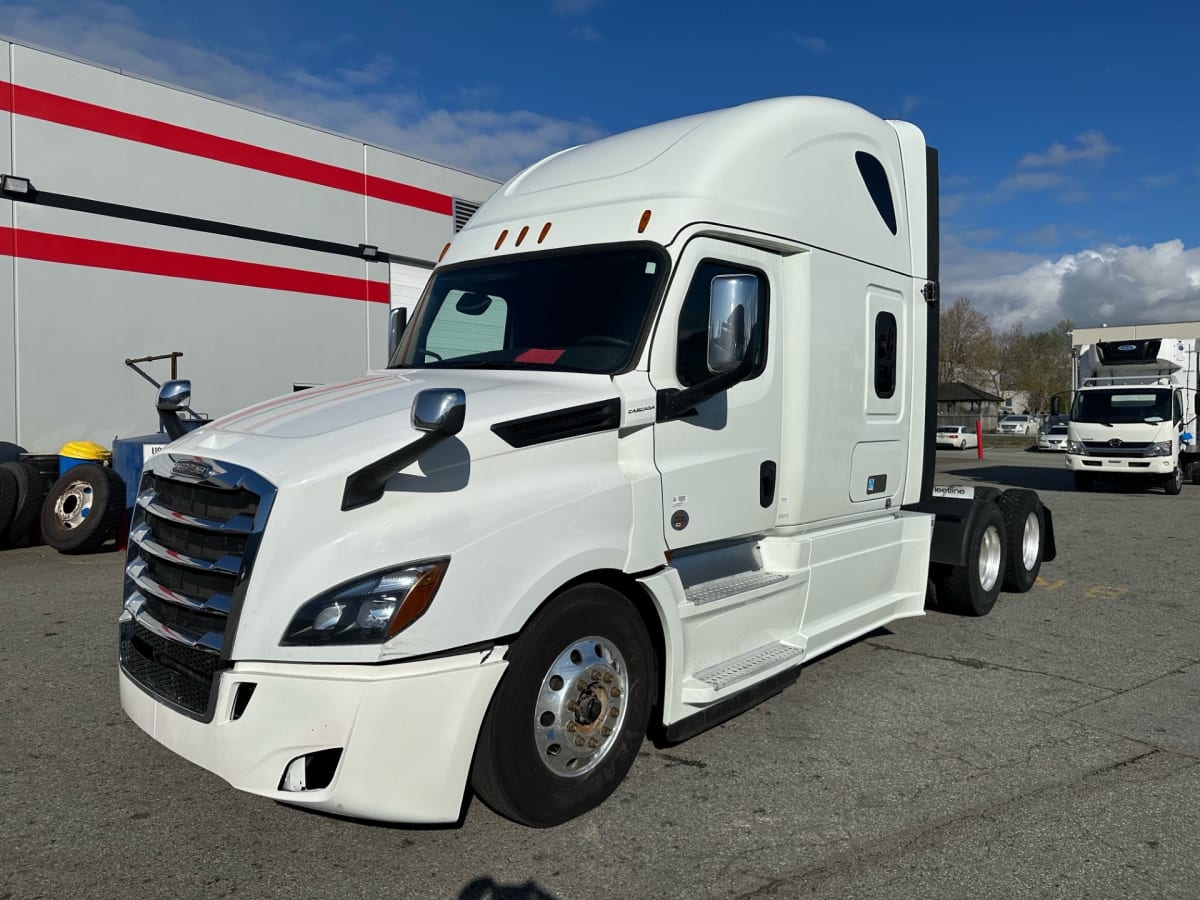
<box><xmin>683</xmin><ymin>570</ymin><xmax>788</xmax><ymax>606</ymax></box>
<box><xmin>689</xmin><ymin>640</ymin><xmax>804</xmax><ymax>694</ymax></box>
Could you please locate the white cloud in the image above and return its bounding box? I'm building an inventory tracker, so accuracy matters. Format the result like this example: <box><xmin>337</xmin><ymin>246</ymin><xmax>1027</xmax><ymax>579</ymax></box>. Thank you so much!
<box><xmin>945</xmin><ymin>239</ymin><xmax>1200</xmax><ymax>331</ymax></box>
<box><xmin>0</xmin><ymin>0</ymin><xmax>604</xmax><ymax>179</ymax></box>
<box><xmin>994</xmin><ymin>171</ymin><xmax>1070</xmax><ymax>194</ymax></box>
<box><xmin>790</xmin><ymin>33</ymin><xmax>829</xmax><ymax>53</ymax></box>
<box><xmin>1019</xmin><ymin>130</ymin><xmax>1116</xmax><ymax>168</ymax></box>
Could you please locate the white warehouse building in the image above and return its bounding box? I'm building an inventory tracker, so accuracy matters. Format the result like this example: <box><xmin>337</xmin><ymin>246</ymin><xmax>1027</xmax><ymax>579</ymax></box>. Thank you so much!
<box><xmin>0</xmin><ymin>37</ymin><xmax>500</xmax><ymax>458</ymax></box>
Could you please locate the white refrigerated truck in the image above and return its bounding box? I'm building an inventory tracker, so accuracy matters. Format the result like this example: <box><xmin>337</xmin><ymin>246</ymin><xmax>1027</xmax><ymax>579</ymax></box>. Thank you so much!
<box><xmin>1064</xmin><ymin>328</ymin><xmax>1199</xmax><ymax>493</ymax></box>
<box><xmin>119</xmin><ymin>97</ymin><xmax>1057</xmax><ymax>827</ymax></box>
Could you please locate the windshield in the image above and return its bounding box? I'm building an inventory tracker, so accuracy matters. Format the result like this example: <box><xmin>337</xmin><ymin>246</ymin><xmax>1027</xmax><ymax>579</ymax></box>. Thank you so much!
<box><xmin>1071</xmin><ymin>388</ymin><xmax>1171</xmax><ymax>424</ymax></box>
<box><xmin>389</xmin><ymin>245</ymin><xmax>666</xmax><ymax>374</ymax></box>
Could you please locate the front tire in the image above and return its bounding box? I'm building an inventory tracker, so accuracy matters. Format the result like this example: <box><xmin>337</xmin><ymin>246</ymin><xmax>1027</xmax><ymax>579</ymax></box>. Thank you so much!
<box><xmin>471</xmin><ymin>584</ymin><xmax>655</xmax><ymax>827</ymax></box>
<box><xmin>1164</xmin><ymin>463</ymin><xmax>1183</xmax><ymax>495</ymax></box>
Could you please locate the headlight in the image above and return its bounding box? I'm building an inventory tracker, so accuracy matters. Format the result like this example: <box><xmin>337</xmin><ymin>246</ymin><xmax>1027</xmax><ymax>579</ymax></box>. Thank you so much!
<box><xmin>1144</xmin><ymin>441</ymin><xmax>1173</xmax><ymax>457</ymax></box>
<box><xmin>1066</xmin><ymin>440</ymin><xmax>1086</xmax><ymax>455</ymax></box>
<box><xmin>282</xmin><ymin>560</ymin><xmax>449</xmax><ymax>646</ymax></box>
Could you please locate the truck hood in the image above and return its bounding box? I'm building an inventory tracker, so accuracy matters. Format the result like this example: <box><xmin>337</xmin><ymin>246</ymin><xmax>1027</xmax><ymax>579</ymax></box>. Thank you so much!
<box><xmin>167</xmin><ymin>368</ymin><xmax>621</xmax><ymax>487</ymax></box>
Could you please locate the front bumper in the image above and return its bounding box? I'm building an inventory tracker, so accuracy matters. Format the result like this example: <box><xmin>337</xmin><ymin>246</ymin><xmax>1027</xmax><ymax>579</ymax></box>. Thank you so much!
<box><xmin>1065</xmin><ymin>454</ymin><xmax>1175</xmax><ymax>476</ymax></box>
<box><xmin>120</xmin><ymin>649</ymin><xmax>507</xmax><ymax>823</ymax></box>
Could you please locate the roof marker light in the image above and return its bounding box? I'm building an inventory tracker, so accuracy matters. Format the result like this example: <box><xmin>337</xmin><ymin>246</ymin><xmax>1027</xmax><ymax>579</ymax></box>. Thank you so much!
<box><xmin>638</xmin><ymin>209</ymin><xmax>652</xmax><ymax>233</ymax></box>
<box><xmin>516</xmin><ymin>225</ymin><xmax>529</xmax><ymax>247</ymax></box>
<box><xmin>438</xmin><ymin>242</ymin><xmax>451</xmax><ymax>262</ymax></box>
<box><xmin>495</xmin><ymin>229</ymin><xmax>508</xmax><ymax>250</ymax></box>
<box><xmin>538</xmin><ymin>222</ymin><xmax>552</xmax><ymax>244</ymax></box>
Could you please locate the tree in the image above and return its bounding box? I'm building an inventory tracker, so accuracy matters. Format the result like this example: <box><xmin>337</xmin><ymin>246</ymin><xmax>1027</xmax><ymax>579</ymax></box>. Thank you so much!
<box><xmin>939</xmin><ymin>297</ymin><xmax>995</xmax><ymax>386</ymax></box>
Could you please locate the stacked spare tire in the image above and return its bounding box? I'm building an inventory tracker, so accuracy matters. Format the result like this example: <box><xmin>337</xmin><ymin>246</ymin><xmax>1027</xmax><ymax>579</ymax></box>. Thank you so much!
<box><xmin>0</xmin><ymin>459</ymin><xmax>125</xmax><ymax>553</ymax></box>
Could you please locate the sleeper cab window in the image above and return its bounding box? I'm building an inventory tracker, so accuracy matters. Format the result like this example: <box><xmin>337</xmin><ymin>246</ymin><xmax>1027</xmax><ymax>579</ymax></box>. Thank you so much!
<box><xmin>874</xmin><ymin>311</ymin><xmax>897</xmax><ymax>399</ymax></box>
<box><xmin>676</xmin><ymin>261</ymin><xmax>768</xmax><ymax>387</ymax></box>
<box><xmin>855</xmin><ymin>151</ymin><xmax>898</xmax><ymax>235</ymax></box>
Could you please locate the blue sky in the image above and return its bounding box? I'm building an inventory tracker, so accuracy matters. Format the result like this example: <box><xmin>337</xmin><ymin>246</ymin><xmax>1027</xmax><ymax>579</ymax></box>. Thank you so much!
<box><xmin>3</xmin><ymin>0</ymin><xmax>1198</xmax><ymax>331</ymax></box>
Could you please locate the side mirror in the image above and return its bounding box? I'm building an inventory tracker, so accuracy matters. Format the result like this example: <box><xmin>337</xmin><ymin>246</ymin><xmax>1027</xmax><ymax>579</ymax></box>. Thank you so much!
<box><xmin>157</xmin><ymin>379</ymin><xmax>192</xmax><ymax>412</ymax></box>
<box><xmin>388</xmin><ymin>307</ymin><xmax>408</xmax><ymax>360</ymax></box>
<box><xmin>1050</xmin><ymin>396</ymin><xmax>1060</xmax><ymax>416</ymax></box>
<box><xmin>707</xmin><ymin>274</ymin><xmax>759</xmax><ymax>374</ymax></box>
<box><xmin>412</xmin><ymin>388</ymin><xmax>466</xmax><ymax>437</ymax></box>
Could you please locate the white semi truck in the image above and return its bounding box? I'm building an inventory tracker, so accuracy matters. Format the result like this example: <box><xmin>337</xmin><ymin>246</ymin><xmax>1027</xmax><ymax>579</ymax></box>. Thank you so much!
<box><xmin>118</xmin><ymin>97</ymin><xmax>1057</xmax><ymax>827</ymax></box>
<box><xmin>1064</xmin><ymin>332</ymin><xmax>1199</xmax><ymax>493</ymax></box>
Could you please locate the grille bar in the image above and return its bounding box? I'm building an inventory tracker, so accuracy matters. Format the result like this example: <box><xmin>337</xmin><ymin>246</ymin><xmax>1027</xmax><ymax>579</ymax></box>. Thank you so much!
<box><xmin>138</xmin><ymin>489</ymin><xmax>257</xmax><ymax>533</ymax></box>
<box><xmin>126</xmin><ymin>558</ymin><xmax>233</xmax><ymax>614</ymax></box>
<box><xmin>129</xmin><ymin>522</ymin><xmax>243</xmax><ymax>574</ymax></box>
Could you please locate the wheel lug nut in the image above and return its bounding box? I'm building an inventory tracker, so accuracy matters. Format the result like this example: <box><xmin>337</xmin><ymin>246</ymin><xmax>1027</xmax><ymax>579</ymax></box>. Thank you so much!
<box><xmin>601</xmin><ymin>726</ymin><xmax>611</xmax><ymax>737</ymax></box>
<box><xmin>589</xmin><ymin>669</ymin><xmax>603</xmax><ymax>681</ymax></box>
<box><xmin>588</xmin><ymin>737</ymin><xmax>599</xmax><ymax>749</ymax></box>
<box><xmin>609</xmin><ymin>707</ymin><xmax>619</xmax><ymax>718</ymax></box>
<box><xmin>566</xmin><ymin>699</ymin><xmax>578</xmax><ymax>711</ymax></box>
<box><xmin>603</xmin><ymin>673</ymin><xmax>614</xmax><ymax>683</ymax></box>
<box><xmin>574</xmin><ymin>736</ymin><xmax>585</xmax><ymax>747</ymax></box>
<box><xmin>566</xmin><ymin>721</ymin><xmax>577</xmax><ymax>732</ymax></box>
<box><xmin>610</xmin><ymin>687</ymin><xmax>621</xmax><ymax>698</ymax></box>
<box><xmin>576</xmin><ymin>680</ymin><xmax>588</xmax><ymax>691</ymax></box>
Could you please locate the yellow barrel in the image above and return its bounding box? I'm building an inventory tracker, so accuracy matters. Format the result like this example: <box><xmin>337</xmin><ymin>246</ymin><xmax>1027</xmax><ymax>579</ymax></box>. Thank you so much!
<box><xmin>58</xmin><ymin>440</ymin><xmax>111</xmax><ymax>476</ymax></box>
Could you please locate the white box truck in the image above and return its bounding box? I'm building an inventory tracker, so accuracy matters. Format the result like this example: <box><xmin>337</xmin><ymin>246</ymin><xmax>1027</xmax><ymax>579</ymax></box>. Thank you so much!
<box><xmin>118</xmin><ymin>97</ymin><xmax>1057</xmax><ymax>827</ymax></box>
<box><xmin>1064</xmin><ymin>331</ymin><xmax>1199</xmax><ymax>493</ymax></box>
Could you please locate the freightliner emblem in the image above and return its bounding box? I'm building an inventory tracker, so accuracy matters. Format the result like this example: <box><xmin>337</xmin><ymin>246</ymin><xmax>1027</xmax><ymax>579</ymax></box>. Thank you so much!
<box><xmin>171</xmin><ymin>459</ymin><xmax>212</xmax><ymax>479</ymax></box>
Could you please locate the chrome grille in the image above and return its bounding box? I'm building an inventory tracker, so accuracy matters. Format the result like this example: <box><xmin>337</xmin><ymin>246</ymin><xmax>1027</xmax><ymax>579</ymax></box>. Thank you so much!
<box><xmin>120</xmin><ymin>455</ymin><xmax>275</xmax><ymax>721</ymax></box>
<box><xmin>1082</xmin><ymin>440</ymin><xmax>1152</xmax><ymax>458</ymax></box>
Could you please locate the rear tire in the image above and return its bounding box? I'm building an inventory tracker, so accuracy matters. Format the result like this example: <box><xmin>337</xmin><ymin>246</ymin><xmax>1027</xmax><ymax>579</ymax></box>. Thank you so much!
<box><xmin>40</xmin><ymin>464</ymin><xmax>125</xmax><ymax>553</ymax></box>
<box><xmin>1073</xmin><ymin>472</ymin><xmax>1093</xmax><ymax>492</ymax></box>
<box><xmin>471</xmin><ymin>584</ymin><xmax>655</xmax><ymax>827</ymax></box>
<box><xmin>0</xmin><ymin>461</ymin><xmax>47</xmax><ymax>547</ymax></box>
<box><xmin>997</xmin><ymin>489</ymin><xmax>1044</xmax><ymax>593</ymax></box>
<box><xmin>937</xmin><ymin>503</ymin><xmax>1006</xmax><ymax>617</ymax></box>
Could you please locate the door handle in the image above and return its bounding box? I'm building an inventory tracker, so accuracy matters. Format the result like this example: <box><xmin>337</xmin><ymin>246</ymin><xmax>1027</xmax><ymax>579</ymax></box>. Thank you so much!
<box><xmin>760</xmin><ymin>460</ymin><xmax>777</xmax><ymax>508</ymax></box>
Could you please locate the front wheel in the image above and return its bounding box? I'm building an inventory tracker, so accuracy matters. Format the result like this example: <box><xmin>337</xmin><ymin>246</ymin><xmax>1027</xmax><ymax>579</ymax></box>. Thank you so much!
<box><xmin>471</xmin><ymin>584</ymin><xmax>655</xmax><ymax>827</ymax></box>
<box><xmin>1164</xmin><ymin>463</ymin><xmax>1183</xmax><ymax>495</ymax></box>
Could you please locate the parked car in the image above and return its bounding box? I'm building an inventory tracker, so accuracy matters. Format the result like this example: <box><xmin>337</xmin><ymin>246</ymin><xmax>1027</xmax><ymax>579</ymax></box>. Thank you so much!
<box><xmin>935</xmin><ymin>425</ymin><xmax>979</xmax><ymax>450</ymax></box>
<box><xmin>1038</xmin><ymin>424</ymin><xmax>1070</xmax><ymax>452</ymax></box>
<box><xmin>996</xmin><ymin>414</ymin><xmax>1036</xmax><ymax>435</ymax></box>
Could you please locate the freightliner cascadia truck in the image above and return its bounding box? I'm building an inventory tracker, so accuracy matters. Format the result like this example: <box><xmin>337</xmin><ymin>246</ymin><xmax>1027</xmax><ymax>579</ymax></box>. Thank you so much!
<box><xmin>118</xmin><ymin>97</ymin><xmax>1056</xmax><ymax>827</ymax></box>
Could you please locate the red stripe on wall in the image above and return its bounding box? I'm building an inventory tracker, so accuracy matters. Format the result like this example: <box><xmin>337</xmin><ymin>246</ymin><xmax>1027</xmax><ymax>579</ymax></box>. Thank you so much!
<box><xmin>0</xmin><ymin>81</ymin><xmax>454</xmax><ymax>216</ymax></box>
<box><xmin>0</xmin><ymin>227</ymin><xmax>390</xmax><ymax>303</ymax></box>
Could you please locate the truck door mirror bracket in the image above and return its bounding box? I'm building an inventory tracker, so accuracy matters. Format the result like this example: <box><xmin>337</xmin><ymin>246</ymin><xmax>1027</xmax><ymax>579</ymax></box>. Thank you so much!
<box><xmin>342</xmin><ymin>389</ymin><xmax>466</xmax><ymax>511</ymax></box>
<box><xmin>387</xmin><ymin>308</ymin><xmax>408</xmax><ymax>360</ymax></box>
<box><xmin>658</xmin><ymin>324</ymin><xmax>762</xmax><ymax>422</ymax></box>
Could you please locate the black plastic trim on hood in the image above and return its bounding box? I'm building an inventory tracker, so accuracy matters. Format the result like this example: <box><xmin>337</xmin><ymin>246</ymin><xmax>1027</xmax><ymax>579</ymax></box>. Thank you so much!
<box><xmin>491</xmin><ymin>399</ymin><xmax>621</xmax><ymax>448</ymax></box>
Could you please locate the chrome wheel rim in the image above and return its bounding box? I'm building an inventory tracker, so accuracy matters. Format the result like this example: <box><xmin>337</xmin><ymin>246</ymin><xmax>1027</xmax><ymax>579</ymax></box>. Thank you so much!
<box><xmin>53</xmin><ymin>480</ymin><xmax>94</xmax><ymax>530</ymax></box>
<box><xmin>534</xmin><ymin>636</ymin><xmax>629</xmax><ymax>778</ymax></box>
<box><xmin>979</xmin><ymin>524</ymin><xmax>1002</xmax><ymax>592</ymax></box>
<box><xmin>1021</xmin><ymin>511</ymin><xmax>1040</xmax><ymax>571</ymax></box>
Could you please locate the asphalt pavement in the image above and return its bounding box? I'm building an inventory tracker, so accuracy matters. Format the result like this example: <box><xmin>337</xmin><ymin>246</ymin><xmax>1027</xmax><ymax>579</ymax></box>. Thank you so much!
<box><xmin>2</xmin><ymin>447</ymin><xmax>1198</xmax><ymax>899</ymax></box>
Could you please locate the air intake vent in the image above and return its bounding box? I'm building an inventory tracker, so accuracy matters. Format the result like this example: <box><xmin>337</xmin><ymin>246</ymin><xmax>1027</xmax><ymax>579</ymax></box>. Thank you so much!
<box><xmin>492</xmin><ymin>399</ymin><xmax>621</xmax><ymax>448</ymax></box>
<box><xmin>453</xmin><ymin>198</ymin><xmax>481</xmax><ymax>232</ymax></box>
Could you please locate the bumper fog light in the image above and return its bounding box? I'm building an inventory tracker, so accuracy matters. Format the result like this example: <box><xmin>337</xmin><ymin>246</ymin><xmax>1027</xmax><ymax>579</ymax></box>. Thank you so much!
<box><xmin>279</xmin><ymin>748</ymin><xmax>344</xmax><ymax>792</ymax></box>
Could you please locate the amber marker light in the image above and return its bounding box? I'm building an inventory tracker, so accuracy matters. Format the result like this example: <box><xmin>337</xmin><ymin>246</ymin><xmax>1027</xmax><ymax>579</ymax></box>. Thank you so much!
<box><xmin>438</xmin><ymin>242</ymin><xmax>451</xmax><ymax>262</ymax></box>
<box><xmin>638</xmin><ymin>209</ymin><xmax>652</xmax><ymax>233</ymax></box>
<box><xmin>385</xmin><ymin>561</ymin><xmax>449</xmax><ymax>639</ymax></box>
<box><xmin>495</xmin><ymin>229</ymin><xmax>509</xmax><ymax>250</ymax></box>
<box><xmin>538</xmin><ymin>222</ymin><xmax>552</xmax><ymax>243</ymax></box>
<box><xmin>515</xmin><ymin>225</ymin><xmax>529</xmax><ymax>247</ymax></box>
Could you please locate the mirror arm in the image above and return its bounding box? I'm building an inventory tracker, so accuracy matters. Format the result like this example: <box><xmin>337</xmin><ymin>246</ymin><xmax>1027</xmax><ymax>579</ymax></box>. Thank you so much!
<box><xmin>341</xmin><ymin>432</ymin><xmax>446</xmax><ymax>511</ymax></box>
<box><xmin>159</xmin><ymin>410</ymin><xmax>190</xmax><ymax>441</ymax></box>
<box><xmin>657</xmin><ymin>324</ymin><xmax>762</xmax><ymax>423</ymax></box>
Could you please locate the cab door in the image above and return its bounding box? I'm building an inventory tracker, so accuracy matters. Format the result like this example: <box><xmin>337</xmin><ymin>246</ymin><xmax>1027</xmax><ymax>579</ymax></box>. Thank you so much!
<box><xmin>650</xmin><ymin>239</ymin><xmax>783</xmax><ymax>549</ymax></box>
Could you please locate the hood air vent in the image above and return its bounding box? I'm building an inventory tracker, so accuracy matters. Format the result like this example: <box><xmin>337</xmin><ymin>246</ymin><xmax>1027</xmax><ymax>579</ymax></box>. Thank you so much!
<box><xmin>492</xmin><ymin>399</ymin><xmax>621</xmax><ymax>448</ymax></box>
